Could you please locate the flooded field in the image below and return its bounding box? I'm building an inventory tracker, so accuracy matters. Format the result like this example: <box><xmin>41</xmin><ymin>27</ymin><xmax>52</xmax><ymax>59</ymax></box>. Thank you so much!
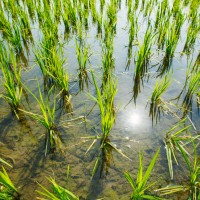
<box><xmin>0</xmin><ymin>0</ymin><xmax>200</xmax><ymax>199</ymax></box>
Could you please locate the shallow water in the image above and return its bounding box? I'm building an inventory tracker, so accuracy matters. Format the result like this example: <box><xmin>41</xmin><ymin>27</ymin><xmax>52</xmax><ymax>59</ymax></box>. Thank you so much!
<box><xmin>0</xmin><ymin>0</ymin><xmax>200</xmax><ymax>199</ymax></box>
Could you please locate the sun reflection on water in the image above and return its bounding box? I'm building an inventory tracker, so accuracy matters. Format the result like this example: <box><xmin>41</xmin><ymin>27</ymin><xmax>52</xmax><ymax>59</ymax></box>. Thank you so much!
<box><xmin>128</xmin><ymin>113</ymin><xmax>142</xmax><ymax>126</ymax></box>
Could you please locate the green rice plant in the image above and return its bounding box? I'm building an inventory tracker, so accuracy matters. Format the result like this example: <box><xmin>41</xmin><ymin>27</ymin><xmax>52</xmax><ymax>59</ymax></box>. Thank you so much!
<box><xmin>157</xmin><ymin>21</ymin><xmax>179</xmax><ymax>76</ymax></box>
<box><xmin>63</xmin><ymin>0</ymin><xmax>77</xmax><ymax>29</ymax></box>
<box><xmin>134</xmin><ymin>25</ymin><xmax>155</xmax><ymax>81</ymax></box>
<box><xmin>174</xmin><ymin>8</ymin><xmax>185</xmax><ymax>37</ymax></box>
<box><xmin>156</xmin><ymin>144</ymin><xmax>200</xmax><ymax>200</ymax></box>
<box><xmin>16</xmin><ymin>7</ymin><xmax>33</xmax><ymax>45</ymax></box>
<box><xmin>91</xmin><ymin>72</ymin><xmax>117</xmax><ymax>140</ymax></box>
<box><xmin>0</xmin><ymin>166</ymin><xmax>20</xmax><ymax>200</ymax></box>
<box><xmin>36</xmin><ymin>0</ymin><xmax>59</xmax><ymax>42</ymax></box>
<box><xmin>90</xmin><ymin>0</ymin><xmax>98</xmax><ymax>24</ymax></box>
<box><xmin>24</xmin><ymin>0</ymin><xmax>36</xmax><ymax>20</ymax></box>
<box><xmin>53</xmin><ymin>0</ymin><xmax>62</xmax><ymax>23</ymax></box>
<box><xmin>78</xmin><ymin>2</ymin><xmax>89</xmax><ymax>31</ymax></box>
<box><xmin>164</xmin><ymin>118</ymin><xmax>197</xmax><ymax>180</ymax></box>
<box><xmin>134</xmin><ymin>0</ymin><xmax>139</xmax><ymax>10</ymax></box>
<box><xmin>94</xmin><ymin>137</ymin><xmax>114</xmax><ymax>177</ymax></box>
<box><xmin>189</xmin><ymin>0</ymin><xmax>200</xmax><ymax>18</ymax></box>
<box><xmin>0</xmin><ymin>46</ymin><xmax>23</xmax><ymax>119</ymax></box>
<box><xmin>0</xmin><ymin>158</ymin><xmax>12</xmax><ymax>168</ymax></box>
<box><xmin>35</xmin><ymin>41</ymin><xmax>72</xmax><ymax>111</ymax></box>
<box><xmin>124</xmin><ymin>148</ymin><xmax>160</xmax><ymax>200</ymax></box>
<box><xmin>183</xmin><ymin>0</ymin><xmax>190</xmax><ymax>6</ymax></box>
<box><xmin>11</xmin><ymin>25</ymin><xmax>23</xmax><ymax>54</ymax></box>
<box><xmin>96</xmin><ymin>13</ymin><xmax>103</xmax><ymax>36</ymax></box>
<box><xmin>36</xmin><ymin>176</ymin><xmax>79</xmax><ymax>200</ymax></box>
<box><xmin>182</xmin><ymin>69</ymin><xmax>200</xmax><ymax>113</ymax></box>
<box><xmin>100</xmin><ymin>0</ymin><xmax>105</xmax><ymax>11</ymax></box>
<box><xmin>101</xmin><ymin>34</ymin><xmax>115</xmax><ymax>83</ymax></box>
<box><xmin>194</xmin><ymin>52</ymin><xmax>200</xmax><ymax>66</ymax></box>
<box><xmin>156</xmin><ymin>9</ymin><xmax>171</xmax><ymax>50</ymax></box>
<box><xmin>148</xmin><ymin>74</ymin><xmax>171</xmax><ymax>123</ymax></box>
<box><xmin>106</xmin><ymin>2</ymin><xmax>117</xmax><ymax>33</ymax></box>
<box><xmin>5</xmin><ymin>26</ymin><xmax>23</xmax><ymax>54</ymax></box>
<box><xmin>0</xmin><ymin>10</ymin><xmax>12</xmax><ymax>38</ymax></box>
<box><xmin>155</xmin><ymin>0</ymin><xmax>169</xmax><ymax>30</ymax></box>
<box><xmin>127</xmin><ymin>0</ymin><xmax>133</xmax><ymax>16</ymax></box>
<box><xmin>174</xmin><ymin>61</ymin><xmax>199</xmax><ymax>115</ymax></box>
<box><xmin>182</xmin><ymin>71</ymin><xmax>200</xmax><ymax>110</ymax></box>
<box><xmin>197</xmin><ymin>91</ymin><xmax>200</xmax><ymax>106</ymax></box>
<box><xmin>0</xmin><ymin>167</ymin><xmax>18</xmax><ymax>199</ymax></box>
<box><xmin>183</xmin><ymin>14</ymin><xmax>200</xmax><ymax>54</ymax></box>
<box><xmin>0</xmin><ymin>10</ymin><xmax>22</xmax><ymax>53</ymax></box>
<box><xmin>34</xmin><ymin>38</ymin><xmax>60</xmax><ymax>87</ymax></box>
<box><xmin>126</xmin><ymin>10</ymin><xmax>138</xmax><ymax>69</ymax></box>
<box><xmin>75</xmin><ymin>40</ymin><xmax>90</xmax><ymax>90</ymax></box>
<box><xmin>19</xmin><ymin>82</ymin><xmax>61</xmax><ymax>156</ymax></box>
<box><xmin>144</xmin><ymin>0</ymin><xmax>154</xmax><ymax>18</ymax></box>
<box><xmin>172</xmin><ymin>0</ymin><xmax>182</xmax><ymax>17</ymax></box>
<box><xmin>76</xmin><ymin>19</ymin><xmax>83</xmax><ymax>41</ymax></box>
<box><xmin>133</xmin><ymin>25</ymin><xmax>155</xmax><ymax>102</ymax></box>
<box><xmin>62</xmin><ymin>7</ymin><xmax>71</xmax><ymax>34</ymax></box>
<box><xmin>45</xmin><ymin>59</ymin><xmax>72</xmax><ymax>112</ymax></box>
<box><xmin>7</xmin><ymin>0</ymin><xmax>18</xmax><ymax>19</ymax></box>
<box><xmin>86</xmin><ymin>72</ymin><xmax>128</xmax><ymax>177</ymax></box>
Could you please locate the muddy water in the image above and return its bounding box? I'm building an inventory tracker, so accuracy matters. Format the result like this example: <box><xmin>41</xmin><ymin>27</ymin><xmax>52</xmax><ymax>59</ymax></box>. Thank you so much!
<box><xmin>0</xmin><ymin>0</ymin><xmax>200</xmax><ymax>199</ymax></box>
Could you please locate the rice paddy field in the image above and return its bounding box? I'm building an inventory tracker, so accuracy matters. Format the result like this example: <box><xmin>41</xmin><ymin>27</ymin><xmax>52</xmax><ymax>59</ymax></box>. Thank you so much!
<box><xmin>0</xmin><ymin>0</ymin><xmax>200</xmax><ymax>199</ymax></box>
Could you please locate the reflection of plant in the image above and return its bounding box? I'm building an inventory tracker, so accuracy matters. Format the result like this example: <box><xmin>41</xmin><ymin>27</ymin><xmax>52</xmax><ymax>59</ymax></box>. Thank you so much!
<box><xmin>125</xmin><ymin>148</ymin><xmax>160</xmax><ymax>200</ymax></box>
<box><xmin>157</xmin><ymin>144</ymin><xmax>200</xmax><ymax>200</ymax></box>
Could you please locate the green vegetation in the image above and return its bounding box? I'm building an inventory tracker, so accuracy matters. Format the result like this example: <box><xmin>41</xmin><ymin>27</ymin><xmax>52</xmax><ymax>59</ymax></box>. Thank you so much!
<box><xmin>0</xmin><ymin>45</ymin><xmax>22</xmax><ymax>119</ymax></box>
<box><xmin>148</xmin><ymin>74</ymin><xmax>171</xmax><ymax>123</ymax></box>
<box><xmin>125</xmin><ymin>148</ymin><xmax>160</xmax><ymax>200</ymax></box>
<box><xmin>37</xmin><ymin>177</ymin><xmax>79</xmax><ymax>200</ymax></box>
<box><xmin>0</xmin><ymin>159</ymin><xmax>20</xmax><ymax>200</ymax></box>
<box><xmin>157</xmin><ymin>144</ymin><xmax>200</xmax><ymax>200</ymax></box>
<box><xmin>88</xmin><ymin>72</ymin><xmax>119</xmax><ymax>177</ymax></box>
<box><xmin>164</xmin><ymin>118</ymin><xmax>195</xmax><ymax>180</ymax></box>
<box><xmin>0</xmin><ymin>0</ymin><xmax>199</xmax><ymax>199</ymax></box>
<box><xmin>19</xmin><ymin>82</ymin><xmax>60</xmax><ymax>156</ymax></box>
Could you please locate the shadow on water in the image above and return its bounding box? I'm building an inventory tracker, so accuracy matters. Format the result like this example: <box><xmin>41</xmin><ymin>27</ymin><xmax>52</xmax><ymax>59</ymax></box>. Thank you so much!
<box><xmin>87</xmin><ymin>178</ymin><xmax>104</xmax><ymax>200</ymax></box>
<box><xmin>0</xmin><ymin>113</ymin><xmax>15</xmax><ymax>142</ymax></box>
<box><xmin>87</xmin><ymin>138</ymin><xmax>114</xmax><ymax>199</ymax></box>
<box><xmin>18</xmin><ymin>141</ymin><xmax>46</xmax><ymax>192</ymax></box>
